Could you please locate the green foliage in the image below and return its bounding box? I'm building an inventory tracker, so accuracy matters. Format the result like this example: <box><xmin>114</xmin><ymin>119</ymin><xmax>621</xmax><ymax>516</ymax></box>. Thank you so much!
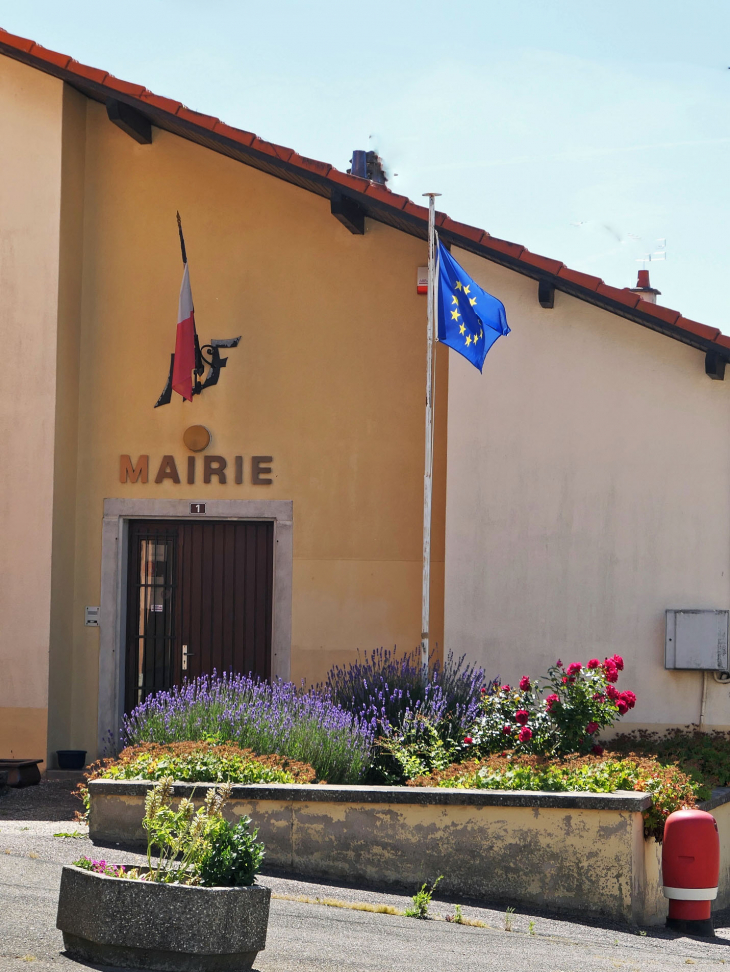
<box><xmin>196</xmin><ymin>815</ymin><xmax>265</xmax><ymax>888</ymax></box>
<box><xmin>95</xmin><ymin>742</ymin><xmax>316</xmax><ymax>785</ymax></box>
<box><xmin>409</xmin><ymin>753</ymin><xmax>706</xmax><ymax>841</ymax></box>
<box><xmin>504</xmin><ymin>906</ymin><xmax>515</xmax><ymax>932</ymax></box>
<box><xmin>404</xmin><ymin>876</ymin><xmax>442</xmax><ymax>919</ymax></box>
<box><xmin>469</xmin><ymin>658</ymin><xmax>635</xmax><ymax>757</ymax></box>
<box><xmin>610</xmin><ymin>728</ymin><xmax>730</xmax><ymax>789</ymax></box>
<box><xmin>369</xmin><ymin>718</ymin><xmax>458</xmax><ymax>784</ymax></box>
<box><xmin>445</xmin><ymin>904</ymin><xmax>464</xmax><ymax>924</ymax></box>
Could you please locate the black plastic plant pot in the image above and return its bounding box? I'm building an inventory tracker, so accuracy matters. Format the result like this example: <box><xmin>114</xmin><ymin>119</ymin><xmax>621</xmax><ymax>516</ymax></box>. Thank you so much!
<box><xmin>56</xmin><ymin>750</ymin><xmax>87</xmax><ymax>770</ymax></box>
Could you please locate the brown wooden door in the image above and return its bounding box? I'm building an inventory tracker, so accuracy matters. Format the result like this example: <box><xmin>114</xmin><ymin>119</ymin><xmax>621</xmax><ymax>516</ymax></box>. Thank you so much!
<box><xmin>125</xmin><ymin>520</ymin><xmax>273</xmax><ymax>712</ymax></box>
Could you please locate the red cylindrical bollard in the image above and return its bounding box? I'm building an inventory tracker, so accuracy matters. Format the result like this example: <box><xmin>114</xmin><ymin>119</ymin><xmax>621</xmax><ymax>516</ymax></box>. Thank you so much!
<box><xmin>662</xmin><ymin>808</ymin><xmax>719</xmax><ymax>937</ymax></box>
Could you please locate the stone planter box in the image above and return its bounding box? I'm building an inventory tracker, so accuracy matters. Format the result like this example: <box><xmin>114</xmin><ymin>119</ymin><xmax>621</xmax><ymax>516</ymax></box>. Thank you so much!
<box><xmin>56</xmin><ymin>864</ymin><xmax>271</xmax><ymax>971</ymax></box>
<box><xmin>88</xmin><ymin>778</ymin><xmax>730</xmax><ymax>926</ymax></box>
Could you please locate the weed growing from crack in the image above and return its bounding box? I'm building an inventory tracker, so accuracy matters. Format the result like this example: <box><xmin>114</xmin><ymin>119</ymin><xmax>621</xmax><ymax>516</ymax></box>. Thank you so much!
<box><xmin>504</xmin><ymin>906</ymin><xmax>516</xmax><ymax>931</ymax></box>
<box><xmin>404</xmin><ymin>876</ymin><xmax>443</xmax><ymax>919</ymax></box>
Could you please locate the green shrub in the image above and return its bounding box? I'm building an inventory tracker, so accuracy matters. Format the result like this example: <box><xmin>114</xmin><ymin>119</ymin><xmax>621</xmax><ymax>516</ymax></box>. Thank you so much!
<box><xmin>75</xmin><ymin>742</ymin><xmax>315</xmax><ymax>822</ymax></box>
<box><xmin>409</xmin><ymin>753</ymin><xmax>707</xmax><ymax>841</ymax></box>
<box><xmin>610</xmin><ymin>728</ymin><xmax>730</xmax><ymax>789</ymax></box>
<box><xmin>196</xmin><ymin>815</ymin><xmax>265</xmax><ymax>887</ymax></box>
<box><xmin>468</xmin><ymin>657</ymin><xmax>636</xmax><ymax>758</ymax></box>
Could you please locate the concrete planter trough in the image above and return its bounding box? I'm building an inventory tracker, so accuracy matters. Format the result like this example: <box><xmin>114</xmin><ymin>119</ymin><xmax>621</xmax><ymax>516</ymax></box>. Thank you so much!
<box><xmin>56</xmin><ymin>864</ymin><xmax>271</xmax><ymax>971</ymax></box>
<box><xmin>87</xmin><ymin>779</ymin><xmax>729</xmax><ymax>926</ymax></box>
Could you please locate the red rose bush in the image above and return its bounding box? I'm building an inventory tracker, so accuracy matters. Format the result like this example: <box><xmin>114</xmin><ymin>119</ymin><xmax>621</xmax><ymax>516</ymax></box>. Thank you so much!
<box><xmin>465</xmin><ymin>655</ymin><xmax>636</xmax><ymax>757</ymax></box>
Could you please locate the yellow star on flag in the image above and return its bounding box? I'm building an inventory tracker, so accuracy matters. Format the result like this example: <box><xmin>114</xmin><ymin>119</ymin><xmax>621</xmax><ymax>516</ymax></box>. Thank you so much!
<box><xmin>465</xmin><ymin>334</ymin><xmax>472</xmax><ymax>347</ymax></box>
<box><xmin>458</xmin><ymin>323</ymin><xmax>466</xmax><ymax>335</ymax></box>
<box><xmin>455</xmin><ymin>280</ymin><xmax>462</xmax><ymax>290</ymax></box>
<box><xmin>463</xmin><ymin>285</ymin><xmax>471</xmax><ymax>295</ymax></box>
<box><xmin>451</xmin><ymin>295</ymin><xmax>459</xmax><ymax>305</ymax></box>
<box><xmin>469</xmin><ymin>297</ymin><xmax>477</xmax><ymax>307</ymax></box>
<box><xmin>451</xmin><ymin>308</ymin><xmax>460</xmax><ymax>321</ymax></box>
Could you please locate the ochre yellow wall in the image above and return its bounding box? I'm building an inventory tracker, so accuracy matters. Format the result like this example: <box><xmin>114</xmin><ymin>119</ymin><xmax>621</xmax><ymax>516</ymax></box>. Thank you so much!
<box><xmin>0</xmin><ymin>56</ymin><xmax>66</xmax><ymax>765</ymax></box>
<box><xmin>52</xmin><ymin>97</ymin><xmax>446</xmax><ymax>756</ymax></box>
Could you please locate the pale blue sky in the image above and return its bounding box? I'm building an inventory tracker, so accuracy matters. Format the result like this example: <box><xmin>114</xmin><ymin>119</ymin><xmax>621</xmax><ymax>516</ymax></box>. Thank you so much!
<box><xmin>2</xmin><ymin>1</ymin><xmax>728</xmax><ymax>328</ymax></box>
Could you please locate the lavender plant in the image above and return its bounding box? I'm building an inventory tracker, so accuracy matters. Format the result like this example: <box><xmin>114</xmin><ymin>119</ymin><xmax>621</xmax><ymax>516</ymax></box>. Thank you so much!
<box><xmin>323</xmin><ymin>648</ymin><xmax>490</xmax><ymax>743</ymax></box>
<box><xmin>123</xmin><ymin>673</ymin><xmax>373</xmax><ymax>784</ymax></box>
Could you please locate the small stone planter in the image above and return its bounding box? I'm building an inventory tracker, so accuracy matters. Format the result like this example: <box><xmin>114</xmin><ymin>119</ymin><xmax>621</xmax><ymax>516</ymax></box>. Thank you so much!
<box><xmin>56</xmin><ymin>865</ymin><xmax>271</xmax><ymax>971</ymax></box>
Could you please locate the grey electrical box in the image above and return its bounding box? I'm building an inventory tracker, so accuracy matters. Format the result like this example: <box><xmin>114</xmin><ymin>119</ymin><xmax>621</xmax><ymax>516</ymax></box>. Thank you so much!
<box><xmin>665</xmin><ymin>610</ymin><xmax>729</xmax><ymax>671</ymax></box>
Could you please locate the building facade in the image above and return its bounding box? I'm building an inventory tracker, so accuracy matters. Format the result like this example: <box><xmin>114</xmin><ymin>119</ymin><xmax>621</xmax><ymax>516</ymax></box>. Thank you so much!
<box><xmin>1</xmin><ymin>29</ymin><xmax>728</xmax><ymax>765</ymax></box>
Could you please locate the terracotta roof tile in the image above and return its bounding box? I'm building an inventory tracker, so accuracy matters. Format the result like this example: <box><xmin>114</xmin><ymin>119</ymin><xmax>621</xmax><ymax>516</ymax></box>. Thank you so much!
<box><xmin>676</xmin><ymin>317</ymin><xmax>720</xmax><ymax>342</ymax></box>
<box><xmin>364</xmin><ymin>182</ymin><xmax>408</xmax><ymax>209</ymax></box>
<box><xmin>556</xmin><ymin>267</ymin><xmax>603</xmax><ymax>291</ymax></box>
<box><xmin>0</xmin><ymin>25</ymin><xmax>724</xmax><ymax>358</ymax></box>
<box><xmin>249</xmin><ymin>137</ymin><xmax>294</xmax><ymax>162</ymax></box>
<box><xmin>482</xmin><ymin>238</ymin><xmax>526</xmax><ymax>260</ymax></box>
<box><xmin>139</xmin><ymin>91</ymin><xmax>183</xmax><ymax>114</ymax></box>
<box><xmin>175</xmin><ymin>106</ymin><xmax>219</xmax><ymax>131</ymax></box>
<box><xmin>66</xmin><ymin>60</ymin><xmax>109</xmax><ymax>84</ymax></box>
<box><xmin>639</xmin><ymin>301</ymin><xmax>681</xmax><ymax>327</ymax></box>
<box><xmin>27</xmin><ymin>43</ymin><xmax>70</xmax><ymax>69</ymax></box>
<box><xmin>212</xmin><ymin>121</ymin><xmax>256</xmax><ymax>147</ymax></box>
<box><xmin>402</xmin><ymin>200</ymin><xmax>430</xmax><ymax>222</ymax></box>
<box><xmin>327</xmin><ymin>168</ymin><xmax>371</xmax><ymax>193</ymax></box>
<box><xmin>596</xmin><ymin>284</ymin><xmax>641</xmax><ymax>309</ymax></box>
<box><xmin>103</xmin><ymin>76</ymin><xmax>148</xmax><ymax>97</ymax></box>
<box><xmin>287</xmin><ymin>154</ymin><xmax>333</xmax><ymax>178</ymax></box>
<box><xmin>520</xmin><ymin>251</ymin><xmax>565</xmax><ymax>275</ymax></box>
<box><xmin>0</xmin><ymin>28</ymin><xmax>35</xmax><ymax>52</ymax></box>
<box><xmin>440</xmin><ymin>217</ymin><xmax>487</xmax><ymax>244</ymax></box>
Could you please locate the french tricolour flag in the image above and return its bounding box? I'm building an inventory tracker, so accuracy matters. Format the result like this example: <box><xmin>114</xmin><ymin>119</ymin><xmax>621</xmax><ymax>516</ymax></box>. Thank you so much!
<box><xmin>171</xmin><ymin>262</ymin><xmax>196</xmax><ymax>401</ymax></box>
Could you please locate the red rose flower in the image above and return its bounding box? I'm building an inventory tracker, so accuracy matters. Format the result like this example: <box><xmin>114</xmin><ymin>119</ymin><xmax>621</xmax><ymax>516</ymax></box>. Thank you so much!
<box><xmin>617</xmin><ymin>699</ymin><xmax>629</xmax><ymax>715</ymax></box>
<box><xmin>620</xmin><ymin>690</ymin><xmax>636</xmax><ymax>709</ymax></box>
<box><xmin>519</xmin><ymin>676</ymin><xmax>531</xmax><ymax>692</ymax></box>
<box><xmin>586</xmin><ymin>722</ymin><xmax>599</xmax><ymax>734</ymax></box>
<box><xmin>502</xmin><ymin>724</ymin><xmax>513</xmax><ymax>735</ymax></box>
<box><xmin>562</xmin><ymin>676</ymin><xmax>568</xmax><ymax>684</ymax></box>
<box><xmin>587</xmin><ymin>658</ymin><xmax>600</xmax><ymax>669</ymax></box>
<box><xmin>567</xmin><ymin>662</ymin><xmax>582</xmax><ymax>677</ymax></box>
<box><xmin>463</xmin><ymin>736</ymin><xmax>474</xmax><ymax>745</ymax></box>
<box><xmin>502</xmin><ymin>684</ymin><xmax>511</xmax><ymax>693</ymax></box>
<box><xmin>591</xmin><ymin>744</ymin><xmax>605</xmax><ymax>756</ymax></box>
<box><xmin>603</xmin><ymin>661</ymin><xmax>619</xmax><ymax>683</ymax></box>
<box><xmin>611</xmin><ymin>654</ymin><xmax>624</xmax><ymax>671</ymax></box>
<box><xmin>480</xmin><ymin>686</ymin><xmax>487</xmax><ymax>693</ymax></box>
<box><xmin>592</xmin><ymin>693</ymin><xmax>605</xmax><ymax>702</ymax></box>
<box><xmin>518</xmin><ymin>726</ymin><xmax>533</xmax><ymax>743</ymax></box>
<box><xmin>606</xmin><ymin>684</ymin><xmax>619</xmax><ymax>700</ymax></box>
<box><xmin>515</xmin><ymin>709</ymin><xmax>529</xmax><ymax>726</ymax></box>
<box><xmin>556</xmin><ymin>659</ymin><xmax>563</xmax><ymax>667</ymax></box>
<box><xmin>545</xmin><ymin>694</ymin><xmax>559</xmax><ymax>711</ymax></box>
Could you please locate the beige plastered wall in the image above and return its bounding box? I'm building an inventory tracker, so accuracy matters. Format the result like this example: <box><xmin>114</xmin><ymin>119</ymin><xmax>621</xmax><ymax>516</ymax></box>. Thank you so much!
<box><xmin>0</xmin><ymin>57</ymin><xmax>67</xmax><ymax>764</ymax></box>
<box><xmin>49</xmin><ymin>96</ymin><xmax>447</xmax><ymax>758</ymax></box>
<box><xmin>445</xmin><ymin>246</ymin><xmax>730</xmax><ymax>730</ymax></box>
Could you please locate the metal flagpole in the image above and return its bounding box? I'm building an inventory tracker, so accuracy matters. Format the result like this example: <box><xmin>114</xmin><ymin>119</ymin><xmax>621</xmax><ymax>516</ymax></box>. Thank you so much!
<box><xmin>421</xmin><ymin>192</ymin><xmax>441</xmax><ymax>678</ymax></box>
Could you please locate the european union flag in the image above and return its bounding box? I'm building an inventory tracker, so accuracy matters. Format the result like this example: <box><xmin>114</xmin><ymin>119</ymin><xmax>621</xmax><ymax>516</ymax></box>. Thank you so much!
<box><xmin>437</xmin><ymin>241</ymin><xmax>510</xmax><ymax>371</ymax></box>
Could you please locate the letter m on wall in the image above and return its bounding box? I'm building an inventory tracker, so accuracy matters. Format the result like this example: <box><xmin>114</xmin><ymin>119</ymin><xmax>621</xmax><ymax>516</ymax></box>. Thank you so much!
<box><xmin>120</xmin><ymin>455</ymin><xmax>149</xmax><ymax>484</ymax></box>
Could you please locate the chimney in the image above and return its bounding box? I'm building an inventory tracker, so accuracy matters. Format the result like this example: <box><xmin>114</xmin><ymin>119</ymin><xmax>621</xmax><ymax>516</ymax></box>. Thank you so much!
<box><xmin>347</xmin><ymin>150</ymin><xmax>387</xmax><ymax>185</ymax></box>
<box><xmin>629</xmin><ymin>269</ymin><xmax>661</xmax><ymax>304</ymax></box>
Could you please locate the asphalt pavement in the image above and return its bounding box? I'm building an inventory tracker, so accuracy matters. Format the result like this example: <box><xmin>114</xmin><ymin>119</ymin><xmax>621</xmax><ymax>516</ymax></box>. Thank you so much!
<box><xmin>2</xmin><ymin>781</ymin><xmax>730</xmax><ymax>971</ymax></box>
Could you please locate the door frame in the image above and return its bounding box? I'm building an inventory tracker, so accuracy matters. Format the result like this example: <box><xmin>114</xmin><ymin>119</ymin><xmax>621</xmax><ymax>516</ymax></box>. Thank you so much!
<box><xmin>97</xmin><ymin>498</ymin><xmax>293</xmax><ymax>755</ymax></box>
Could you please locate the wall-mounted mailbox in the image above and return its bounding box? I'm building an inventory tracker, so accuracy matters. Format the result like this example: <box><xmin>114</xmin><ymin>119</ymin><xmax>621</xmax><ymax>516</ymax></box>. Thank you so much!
<box><xmin>665</xmin><ymin>610</ymin><xmax>729</xmax><ymax>671</ymax></box>
<box><xmin>85</xmin><ymin>606</ymin><xmax>100</xmax><ymax>627</ymax></box>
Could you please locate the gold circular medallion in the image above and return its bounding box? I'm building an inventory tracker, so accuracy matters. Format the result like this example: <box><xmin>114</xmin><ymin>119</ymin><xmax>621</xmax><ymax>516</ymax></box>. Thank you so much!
<box><xmin>183</xmin><ymin>425</ymin><xmax>211</xmax><ymax>452</ymax></box>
